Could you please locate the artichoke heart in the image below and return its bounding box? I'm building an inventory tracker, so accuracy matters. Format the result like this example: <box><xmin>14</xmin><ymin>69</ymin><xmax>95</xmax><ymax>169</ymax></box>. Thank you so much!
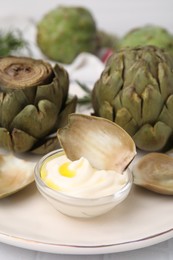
<box><xmin>0</xmin><ymin>153</ymin><xmax>36</xmax><ymax>198</ymax></box>
<box><xmin>57</xmin><ymin>114</ymin><xmax>136</xmax><ymax>173</ymax></box>
<box><xmin>133</xmin><ymin>153</ymin><xmax>173</xmax><ymax>195</ymax></box>
<box><xmin>0</xmin><ymin>56</ymin><xmax>77</xmax><ymax>154</ymax></box>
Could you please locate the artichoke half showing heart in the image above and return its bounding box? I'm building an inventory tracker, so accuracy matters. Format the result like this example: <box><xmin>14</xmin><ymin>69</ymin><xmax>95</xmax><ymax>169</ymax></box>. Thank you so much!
<box><xmin>0</xmin><ymin>56</ymin><xmax>77</xmax><ymax>154</ymax></box>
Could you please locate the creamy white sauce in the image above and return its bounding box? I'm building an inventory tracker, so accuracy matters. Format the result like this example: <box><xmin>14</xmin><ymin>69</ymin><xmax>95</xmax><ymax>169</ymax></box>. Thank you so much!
<box><xmin>41</xmin><ymin>154</ymin><xmax>128</xmax><ymax>199</ymax></box>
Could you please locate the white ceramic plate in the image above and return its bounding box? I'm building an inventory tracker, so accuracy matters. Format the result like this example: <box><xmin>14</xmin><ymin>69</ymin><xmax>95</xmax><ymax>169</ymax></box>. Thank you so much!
<box><xmin>0</xmin><ymin>176</ymin><xmax>173</xmax><ymax>255</ymax></box>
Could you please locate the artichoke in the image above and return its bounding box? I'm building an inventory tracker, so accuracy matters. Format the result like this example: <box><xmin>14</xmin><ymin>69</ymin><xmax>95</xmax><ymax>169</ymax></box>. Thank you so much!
<box><xmin>92</xmin><ymin>46</ymin><xmax>173</xmax><ymax>152</ymax></box>
<box><xmin>120</xmin><ymin>25</ymin><xmax>173</xmax><ymax>55</ymax></box>
<box><xmin>37</xmin><ymin>6</ymin><xmax>97</xmax><ymax>64</ymax></box>
<box><xmin>0</xmin><ymin>56</ymin><xmax>77</xmax><ymax>154</ymax></box>
<box><xmin>96</xmin><ymin>30</ymin><xmax>119</xmax><ymax>51</ymax></box>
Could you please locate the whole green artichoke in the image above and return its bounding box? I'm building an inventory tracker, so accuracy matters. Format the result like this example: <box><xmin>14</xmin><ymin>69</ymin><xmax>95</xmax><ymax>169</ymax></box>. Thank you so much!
<box><xmin>0</xmin><ymin>56</ymin><xmax>77</xmax><ymax>154</ymax></box>
<box><xmin>120</xmin><ymin>25</ymin><xmax>173</xmax><ymax>55</ymax></box>
<box><xmin>37</xmin><ymin>6</ymin><xmax>97</xmax><ymax>64</ymax></box>
<box><xmin>92</xmin><ymin>46</ymin><xmax>173</xmax><ymax>152</ymax></box>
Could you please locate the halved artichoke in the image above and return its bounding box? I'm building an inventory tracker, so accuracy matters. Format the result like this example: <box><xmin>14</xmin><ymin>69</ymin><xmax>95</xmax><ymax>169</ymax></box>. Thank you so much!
<box><xmin>0</xmin><ymin>153</ymin><xmax>36</xmax><ymax>198</ymax></box>
<box><xmin>0</xmin><ymin>56</ymin><xmax>77</xmax><ymax>154</ymax></box>
<box><xmin>57</xmin><ymin>114</ymin><xmax>136</xmax><ymax>172</ymax></box>
<box><xmin>133</xmin><ymin>152</ymin><xmax>173</xmax><ymax>195</ymax></box>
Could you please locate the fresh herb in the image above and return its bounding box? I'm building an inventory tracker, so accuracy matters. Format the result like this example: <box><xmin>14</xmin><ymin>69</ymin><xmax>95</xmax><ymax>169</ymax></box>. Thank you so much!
<box><xmin>76</xmin><ymin>80</ymin><xmax>92</xmax><ymax>104</ymax></box>
<box><xmin>0</xmin><ymin>29</ymin><xmax>29</xmax><ymax>56</ymax></box>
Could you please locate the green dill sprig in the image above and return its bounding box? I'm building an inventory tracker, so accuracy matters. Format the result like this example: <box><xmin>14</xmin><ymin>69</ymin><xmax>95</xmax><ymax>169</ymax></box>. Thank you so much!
<box><xmin>76</xmin><ymin>80</ymin><xmax>92</xmax><ymax>104</ymax></box>
<box><xmin>0</xmin><ymin>29</ymin><xmax>30</xmax><ymax>56</ymax></box>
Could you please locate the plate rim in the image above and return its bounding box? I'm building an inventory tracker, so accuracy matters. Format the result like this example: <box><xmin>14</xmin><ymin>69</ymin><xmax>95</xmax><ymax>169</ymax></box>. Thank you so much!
<box><xmin>0</xmin><ymin>227</ymin><xmax>173</xmax><ymax>255</ymax></box>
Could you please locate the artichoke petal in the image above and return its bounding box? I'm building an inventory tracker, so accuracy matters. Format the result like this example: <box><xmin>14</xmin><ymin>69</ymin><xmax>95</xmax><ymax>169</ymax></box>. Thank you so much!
<box><xmin>32</xmin><ymin>96</ymin><xmax>77</xmax><ymax>155</ymax></box>
<box><xmin>121</xmin><ymin>86</ymin><xmax>142</xmax><ymax>124</ymax></box>
<box><xmin>124</xmin><ymin>62</ymin><xmax>159</xmax><ymax>93</ymax></box>
<box><xmin>0</xmin><ymin>118</ymin><xmax>37</xmax><ymax>154</ymax></box>
<box><xmin>141</xmin><ymin>85</ymin><xmax>163</xmax><ymax>124</ymax></box>
<box><xmin>55</xmin><ymin>96</ymin><xmax>77</xmax><ymax>129</ymax></box>
<box><xmin>99</xmin><ymin>101</ymin><xmax>114</xmax><ymax>121</ymax></box>
<box><xmin>58</xmin><ymin>114</ymin><xmax>136</xmax><ymax>172</ymax></box>
<box><xmin>115</xmin><ymin>108</ymin><xmax>138</xmax><ymax>136</ymax></box>
<box><xmin>133</xmin><ymin>152</ymin><xmax>173</xmax><ymax>195</ymax></box>
<box><xmin>133</xmin><ymin>122</ymin><xmax>172</xmax><ymax>151</ymax></box>
<box><xmin>54</xmin><ymin>64</ymin><xmax>69</xmax><ymax>102</ymax></box>
<box><xmin>159</xmin><ymin>95</ymin><xmax>173</xmax><ymax>129</ymax></box>
<box><xmin>10</xmin><ymin>100</ymin><xmax>57</xmax><ymax>138</ymax></box>
<box><xmin>11</xmin><ymin>128</ymin><xmax>37</xmax><ymax>153</ymax></box>
<box><xmin>31</xmin><ymin>136</ymin><xmax>60</xmax><ymax>155</ymax></box>
<box><xmin>158</xmin><ymin>62</ymin><xmax>173</xmax><ymax>99</ymax></box>
<box><xmin>0</xmin><ymin>91</ymin><xmax>29</xmax><ymax>129</ymax></box>
<box><xmin>0</xmin><ymin>127</ymin><xmax>13</xmax><ymax>150</ymax></box>
<box><xmin>35</xmin><ymin>78</ymin><xmax>63</xmax><ymax>112</ymax></box>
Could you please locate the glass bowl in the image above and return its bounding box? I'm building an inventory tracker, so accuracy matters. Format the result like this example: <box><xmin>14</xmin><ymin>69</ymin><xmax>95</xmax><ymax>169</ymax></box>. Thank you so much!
<box><xmin>34</xmin><ymin>149</ymin><xmax>133</xmax><ymax>218</ymax></box>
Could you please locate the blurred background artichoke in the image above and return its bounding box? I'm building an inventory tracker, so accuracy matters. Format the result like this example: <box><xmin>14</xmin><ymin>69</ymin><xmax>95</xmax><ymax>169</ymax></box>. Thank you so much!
<box><xmin>0</xmin><ymin>56</ymin><xmax>77</xmax><ymax>154</ymax></box>
<box><xmin>36</xmin><ymin>5</ymin><xmax>119</xmax><ymax>64</ymax></box>
<box><xmin>37</xmin><ymin>6</ymin><xmax>98</xmax><ymax>64</ymax></box>
<box><xmin>119</xmin><ymin>25</ymin><xmax>173</xmax><ymax>55</ymax></box>
<box><xmin>92</xmin><ymin>46</ymin><xmax>173</xmax><ymax>152</ymax></box>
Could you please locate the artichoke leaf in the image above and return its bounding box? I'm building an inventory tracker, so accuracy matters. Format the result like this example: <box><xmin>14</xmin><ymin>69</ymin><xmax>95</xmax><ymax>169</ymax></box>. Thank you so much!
<box><xmin>32</xmin><ymin>96</ymin><xmax>77</xmax><ymax>154</ymax></box>
<box><xmin>55</xmin><ymin>96</ymin><xmax>78</xmax><ymax>129</ymax></box>
<box><xmin>0</xmin><ymin>91</ymin><xmax>28</xmax><ymax>129</ymax></box>
<box><xmin>0</xmin><ymin>127</ymin><xmax>13</xmax><ymax>150</ymax></box>
<box><xmin>141</xmin><ymin>84</ymin><xmax>163</xmax><ymax>124</ymax></box>
<box><xmin>99</xmin><ymin>101</ymin><xmax>114</xmax><ymax>121</ymax></box>
<box><xmin>124</xmin><ymin>62</ymin><xmax>158</xmax><ymax>93</ymax></box>
<box><xmin>101</xmin><ymin>70</ymin><xmax>123</xmax><ymax>102</ymax></box>
<box><xmin>159</xmin><ymin>95</ymin><xmax>173</xmax><ymax>129</ymax></box>
<box><xmin>35</xmin><ymin>78</ymin><xmax>63</xmax><ymax>112</ymax></box>
<box><xmin>121</xmin><ymin>86</ymin><xmax>142</xmax><ymax>124</ymax></box>
<box><xmin>10</xmin><ymin>100</ymin><xmax>58</xmax><ymax>138</ymax></box>
<box><xmin>158</xmin><ymin>62</ymin><xmax>173</xmax><ymax>100</ymax></box>
<box><xmin>123</xmin><ymin>49</ymin><xmax>136</xmax><ymax>71</ymax></box>
<box><xmin>133</xmin><ymin>152</ymin><xmax>173</xmax><ymax>195</ymax></box>
<box><xmin>133</xmin><ymin>122</ymin><xmax>172</xmax><ymax>151</ymax></box>
<box><xmin>31</xmin><ymin>136</ymin><xmax>61</xmax><ymax>155</ymax></box>
<box><xmin>12</xmin><ymin>128</ymin><xmax>37</xmax><ymax>153</ymax></box>
<box><xmin>115</xmin><ymin>108</ymin><xmax>138</xmax><ymax>136</ymax></box>
<box><xmin>0</xmin><ymin>127</ymin><xmax>37</xmax><ymax>153</ymax></box>
<box><xmin>54</xmin><ymin>64</ymin><xmax>69</xmax><ymax>102</ymax></box>
<box><xmin>141</xmin><ymin>49</ymin><xmax>158</xmax><ymax>79</ymax></box>
<box><xmin>58</xmin><ymin>114</ymin><xmax>136</xmax><ymax>172</ymax></box>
